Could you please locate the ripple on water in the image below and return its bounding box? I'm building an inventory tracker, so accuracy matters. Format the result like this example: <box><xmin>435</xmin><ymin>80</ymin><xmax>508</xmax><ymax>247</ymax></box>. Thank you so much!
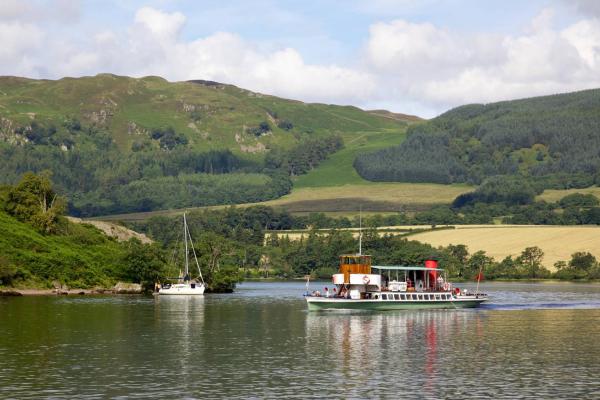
<box><xmin>1</xmin><ymin>282</ymin><xmax>600</xmax><ymax>399</ymax></box>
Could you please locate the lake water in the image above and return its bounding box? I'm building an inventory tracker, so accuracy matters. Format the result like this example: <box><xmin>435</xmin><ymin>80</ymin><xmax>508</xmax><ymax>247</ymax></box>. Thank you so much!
<box><xmin>1</xmin><ymin>282</ymin><xmax>600</xmax><ymax>399</ymax></box>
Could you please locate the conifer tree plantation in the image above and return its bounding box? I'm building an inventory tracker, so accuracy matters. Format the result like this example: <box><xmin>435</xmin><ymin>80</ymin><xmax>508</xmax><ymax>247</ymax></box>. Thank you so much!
<box><xmin>355</xmin><ymin>89</ymin><xmax>600</xmax><ymax>190</ymax></box>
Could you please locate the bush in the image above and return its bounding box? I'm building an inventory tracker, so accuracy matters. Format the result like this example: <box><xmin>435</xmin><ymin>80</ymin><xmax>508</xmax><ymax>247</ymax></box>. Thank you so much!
<box><xmin>277</xmin><ymin>120</ymin><xmax>293</xmax><ymax>131</ymax></box>
<box><xmin>559</xmin><ymin>193</ymin><xmax>599</xmax><ymax>208</ymax></box>
<box><xmin>248</xmin><ymin>121</ymin><xmax>271</xmax><ymax>136</ymax></box>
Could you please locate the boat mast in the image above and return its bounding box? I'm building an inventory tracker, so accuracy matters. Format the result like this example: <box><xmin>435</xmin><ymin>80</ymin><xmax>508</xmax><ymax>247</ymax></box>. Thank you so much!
<box><xmin>188</xmin><ymin>229</ymin><xmax>205</xmax><ymax>284</ymax></box>
<box><xmin>358</xmin><ymin>207</ymin><xmax>362</xmax><ymax>255</ymax></box>
<box><xmin>184</xmin><ymin>213</ymin><xmax>189</xmax><ymax>281</ymax></box>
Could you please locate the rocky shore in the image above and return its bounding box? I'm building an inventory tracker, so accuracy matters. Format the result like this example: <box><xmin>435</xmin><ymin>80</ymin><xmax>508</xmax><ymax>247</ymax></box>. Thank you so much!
<box><xmin>0</xmin><ymin>282</ymin><xmax>143</xmax><ymax>296</ymax></box>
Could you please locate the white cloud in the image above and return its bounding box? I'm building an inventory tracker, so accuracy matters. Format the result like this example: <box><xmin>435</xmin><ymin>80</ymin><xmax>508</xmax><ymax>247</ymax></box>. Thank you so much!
<box><xmin>53</xmin><ymin>8</ymin><xmax>376</xmax><ymax>105</ymax></box>
<box><xmin>133</xmin><ymin>7</ymin><xmax>186</xmax><ymax>42</ymax></box>
<box><xmin>1</xmin><ymin>5</ymin><xmax>600</xmax><ymax>117</ymax></box>
<box><xmin>363</xmin><ymin>10</ymin><xmax>600</xmax><ymax>114</ymax></box>
<box><xmin>0</xmin><ymin>0</ymin><xmax>80</xmax><ymax>22</ymax></box>
<box><xmin>0</xmin><ymin>21</ymin><xmax>43</xmax><ymax>62</ymax></box>
<box><xmin>566</xmin><ymin>0</ymin><xmax>600</xmax><ymax>18</ymax></box>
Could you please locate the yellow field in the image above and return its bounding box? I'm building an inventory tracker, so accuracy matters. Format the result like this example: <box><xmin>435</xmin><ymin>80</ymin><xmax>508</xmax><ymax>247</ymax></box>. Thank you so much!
<box><xmin>268</xmin><ymin>224</ymin><xmax>600</xmax><ymax>271</ymax></box>
<box><xmin>537</xmin><ymin>186</ymin><xmax>600</xmax><ymax>202</ymax></box>
<box><xmin>410</xmin><ymin>225</ymin><xmax>600</xmax><ymax>270</ymax></box>
<box><xmin>97</xmin><ymin>182</ymin><xmax>472</xmax><ymax>221</ymax></box>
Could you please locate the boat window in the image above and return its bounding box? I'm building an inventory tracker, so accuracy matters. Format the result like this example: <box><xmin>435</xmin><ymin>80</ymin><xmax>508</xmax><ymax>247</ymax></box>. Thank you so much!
<box><xmin>374</xmin><ymin>295</ymin><xmax>379</xmax><ymax>299</ymax></box>
<box><xmin>400</xmin><ymin>294</ymin><xmax>406</xmax><ymax>300</ymax></box>
<box><xmin>418</xmin><ymin>294</ymin><xmax>423</xmax><ymax>300</ymax></box>
<box><xmin>394</xmin><ymin>294</ymin><xmax>399</xmax><ymax>300</ymax></box>
<box><xmin>445</xmin><ymin>294</ymin><xmax>450</xmax><ymax>300</ymax></box>
<box><xmin>382</xmin><ymin>294</ymin><xmax>387</xmax><ymax>300</ymax></box>
<box><xmin>411</xmin><ymin>294</ymin><xmax>417</xmax><ymax>300</ymax></box>
<box><xmin>435</xmin><ymin>294</ymin><xmax>440</xmax><ymax>300</ymax></box>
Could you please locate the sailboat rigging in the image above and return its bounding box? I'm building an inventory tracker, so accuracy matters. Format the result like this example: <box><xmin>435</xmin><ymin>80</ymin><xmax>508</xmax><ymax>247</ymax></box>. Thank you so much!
<box><xmin>158</xmin><ymin>213</ymin><xmax>205</xmax><ymax>295</ymax></box>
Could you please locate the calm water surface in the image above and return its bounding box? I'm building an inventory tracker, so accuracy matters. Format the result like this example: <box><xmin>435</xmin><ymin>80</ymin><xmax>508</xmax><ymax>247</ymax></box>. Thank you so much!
<box><xmin>1</xmin><ymin>282</ymin><xmax>600</xmax><ymax>399</ymax></box>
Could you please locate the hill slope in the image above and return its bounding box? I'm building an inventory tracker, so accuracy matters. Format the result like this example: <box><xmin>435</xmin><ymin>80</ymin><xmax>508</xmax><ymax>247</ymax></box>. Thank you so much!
<box><xmin>0</xmin><ymin>211</ymin><xmax>130</xmax><ymax>288</ymax></box>
<box><xmin>0</xmin><ymin>74</ymin><xmax>406</xmax><ymax>216</ymax></box>
<box><xmin>355</xmin><ymin>89</ymin><xmax>600</xmax><ymax>188</ymax></box>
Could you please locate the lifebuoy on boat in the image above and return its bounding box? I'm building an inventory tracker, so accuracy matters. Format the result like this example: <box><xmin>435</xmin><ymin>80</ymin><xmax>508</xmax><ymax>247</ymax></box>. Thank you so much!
<box><xmin>362</xmin><ymin>275</ymin><xmax>370</xmax><ymax>285</ymax></box>
<box><xmin>454</xmin><ymin>287</ymin><xmax>461</xmax><ymax>295</ymax></box>
<box><xmin>443</xmin><ymin>282</ymin><xmax>450</xmax><ymax>291</ymax></box>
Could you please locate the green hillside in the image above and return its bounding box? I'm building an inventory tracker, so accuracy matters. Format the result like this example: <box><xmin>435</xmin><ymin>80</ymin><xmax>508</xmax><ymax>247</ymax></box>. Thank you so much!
<box><xmin>0</xmin><ymin>209</ymin><xmax>132</xmax><ymax>288</ymax></box>
<box><xmin>0</xmin><ymin>74</ymin><xmax>406</xmax><ymax>216</ymax></box>
<box><xmin>355</xmin><ymin>88</ymin><xmax>600</xmax><ymax>190</ymax></box>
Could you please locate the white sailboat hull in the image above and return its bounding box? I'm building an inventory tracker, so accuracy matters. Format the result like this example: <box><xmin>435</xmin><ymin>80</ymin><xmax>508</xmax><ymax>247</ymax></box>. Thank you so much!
<box><xmin>159</xmin><ymin>283</ymin><xmax>205</xmax><ymax>295</ymax></box>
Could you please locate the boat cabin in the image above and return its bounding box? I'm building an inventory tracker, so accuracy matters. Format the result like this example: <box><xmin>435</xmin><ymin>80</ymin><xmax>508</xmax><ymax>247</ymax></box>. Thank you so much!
<box><xmin>338</xmin><ymin>254</ymin><xmax>372</xmax><ymax>282</ymax></box>
<box><xmin>372</xmin><ymin>263</ymin><xmax>447</xmax><ymax>292</ymax></box>
<box><xmin>328</xmin><ymin>257</ymin><xmax>450</xmax><ymax>299</ymax></box>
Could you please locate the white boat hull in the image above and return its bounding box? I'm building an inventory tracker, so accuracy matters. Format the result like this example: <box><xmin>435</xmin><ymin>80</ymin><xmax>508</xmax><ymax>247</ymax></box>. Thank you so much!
<box><xmin>306</xmin><ymin>294</ymin><xmax>487</xmax><ymax>311</ymax></box>
<box><xmin>159</xmin><ymin>283</ymin><xmax>205</xmax><ymax>295</ymax></box>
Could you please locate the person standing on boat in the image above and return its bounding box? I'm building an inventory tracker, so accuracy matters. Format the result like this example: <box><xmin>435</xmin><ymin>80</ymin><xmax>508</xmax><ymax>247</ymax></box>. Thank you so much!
<box><xmin>324</xmin><ymin>287</ymin><xmax>330</xmax><ymax>298</ymax></box>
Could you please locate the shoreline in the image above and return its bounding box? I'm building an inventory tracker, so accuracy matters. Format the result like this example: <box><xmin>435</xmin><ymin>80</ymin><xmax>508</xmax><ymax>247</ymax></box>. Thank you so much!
<box><xmin>0</xmin><ymin>285</ymin><xmax>143</xmax><ymax>296</ymax></box>
<box><xmin>0</xmin><ymin>289</ymin><xmax>118</xmax><ymax>296</ymax></box>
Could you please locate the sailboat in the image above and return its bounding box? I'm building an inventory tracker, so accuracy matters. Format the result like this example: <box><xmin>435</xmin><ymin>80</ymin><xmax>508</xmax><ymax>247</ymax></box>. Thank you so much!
<box><xmin>158</xmin><ymin>213</ymin><xmax>206</xmax><ymax>295</ymax></box>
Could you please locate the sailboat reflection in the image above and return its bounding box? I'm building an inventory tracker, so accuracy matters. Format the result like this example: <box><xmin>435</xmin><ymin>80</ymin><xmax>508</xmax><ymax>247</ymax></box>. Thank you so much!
<box><xmin>154</xmin><ymin>296</ymin><xmax>205</xmax><ymax>375</ymax></box>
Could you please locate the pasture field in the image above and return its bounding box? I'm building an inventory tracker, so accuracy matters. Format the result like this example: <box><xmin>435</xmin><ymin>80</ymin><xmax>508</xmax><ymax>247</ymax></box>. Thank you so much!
<box><xmin>537</xmin><ymin>186</ymin><xmax>600</xmax><ymax>203</ymax></box>
<box><xmin>97</xmin><ymin>182</ymin><xmax>472</xmax><ymax>222</ymax></box>
<box><xmin>259</xmin><ymin>183</ymin><xmax>472</xmax><ymax>212</ymax></box>
<box><xmin>293</xmin><ymin>128</ymin><xmax>408</xmax><ymax>187</ymax></box>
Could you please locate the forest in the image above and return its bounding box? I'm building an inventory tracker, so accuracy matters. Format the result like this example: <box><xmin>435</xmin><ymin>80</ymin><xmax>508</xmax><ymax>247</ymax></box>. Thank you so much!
<box><xmin>355</xmin><ymin>88</ymin><xmax>600</xmax><ymax>190</ymax></box>
<box><xmin>0</xmin><ymin>119</ymin><xmax>342</xmax><ymax>216</ymax></box>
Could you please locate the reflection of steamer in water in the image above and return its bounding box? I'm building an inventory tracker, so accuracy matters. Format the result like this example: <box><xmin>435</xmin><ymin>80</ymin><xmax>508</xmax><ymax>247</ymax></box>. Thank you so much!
<box><xmin>306</xmin><ymin>254</ymin><xmax>487</xmax><ymax>311</ymax></box>
<box><xmin>305</xmin><ymin>311</ymin><xmax>480</xmax><ymax>393</ymax></box>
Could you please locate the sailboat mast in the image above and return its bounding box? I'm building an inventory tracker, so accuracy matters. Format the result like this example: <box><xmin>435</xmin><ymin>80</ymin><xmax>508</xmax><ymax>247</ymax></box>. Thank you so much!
<box><xmin>184</xmin><ymin>213</ymin><xmax>189</xmax><ymax>279</ymax></box>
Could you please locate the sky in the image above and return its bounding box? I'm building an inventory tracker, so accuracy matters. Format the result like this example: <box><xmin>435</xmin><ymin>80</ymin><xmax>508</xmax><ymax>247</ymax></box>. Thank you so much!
<box><xmin>2</xmin><ymin>0</ymin><xmax>600</xmax><ymax>117</ymax></box>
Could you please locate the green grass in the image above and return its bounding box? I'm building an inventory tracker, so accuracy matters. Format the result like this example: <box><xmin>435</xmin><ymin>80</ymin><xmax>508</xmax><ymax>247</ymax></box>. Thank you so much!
<box><xmin>0</xmin><ymin>211</ymin><xmax>128</xmax><ymax>288</ymax></box>
<box><xmin>295</xmin><ymin>128</ymin><xmax>408</xmax><ymax>187</ymax></box>
<box><xmin>0</xmin><ymin>74</ymin><xmax>405</xmax><ymax>157</ymax></box>
<box><xmin>537</xmin><ymin>186</ymin><xmax>600</xmax><ymax>203</ymax></box>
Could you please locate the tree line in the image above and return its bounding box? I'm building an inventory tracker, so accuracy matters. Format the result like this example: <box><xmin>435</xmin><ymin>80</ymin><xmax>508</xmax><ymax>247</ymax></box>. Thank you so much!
<box><xmin>132</xmin><ymin>205</ymin><xmax>600</xmax><ymax>281</ymax></box>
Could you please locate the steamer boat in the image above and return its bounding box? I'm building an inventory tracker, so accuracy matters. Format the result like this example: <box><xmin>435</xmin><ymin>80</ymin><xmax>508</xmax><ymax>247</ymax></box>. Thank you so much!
<box><xmin>305</xmin><ymin>254</ymin><xmax>487</xmax><ymax>311</ymax></box>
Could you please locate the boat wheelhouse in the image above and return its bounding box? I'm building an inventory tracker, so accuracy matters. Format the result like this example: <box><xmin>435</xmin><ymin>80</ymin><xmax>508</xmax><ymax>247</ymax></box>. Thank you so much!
<box><xmin>305</xmin><ymin>254</ymin><xmax>487</xmax><ymax>311</ymax></box>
